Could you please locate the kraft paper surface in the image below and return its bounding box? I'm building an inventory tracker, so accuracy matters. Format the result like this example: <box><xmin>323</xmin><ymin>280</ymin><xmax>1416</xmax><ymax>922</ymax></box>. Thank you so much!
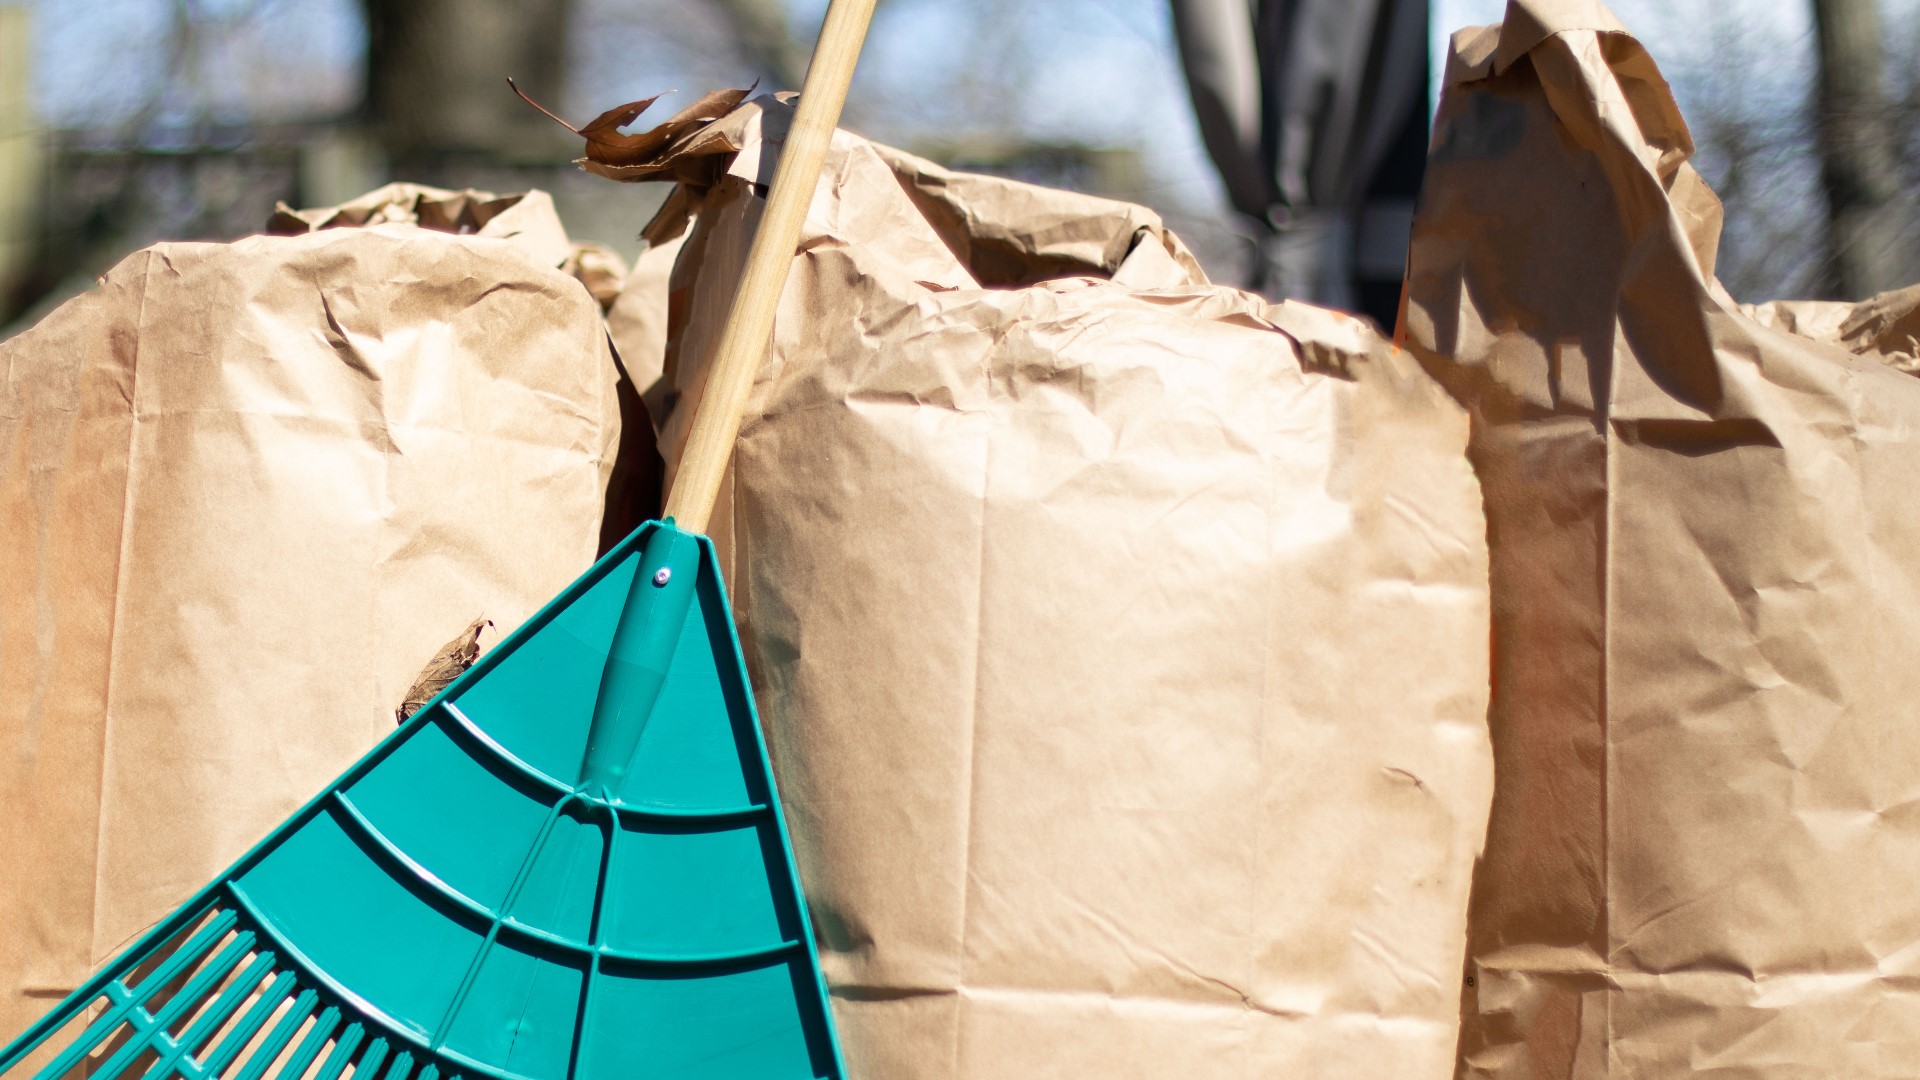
<box><xmin>0</xmin><ymin>186</ymin><xmax>624</xmax><ymax>1044</ymax></box>
<box><xmin>592</xmin><ymin>94</ymin><xmax>1495</xmax><ymax>1079</ymax></box>
<box><xmin>1405</xmin><ymin>3</ymin><xmax>1920</xmax><ymax>1075</ymax></box>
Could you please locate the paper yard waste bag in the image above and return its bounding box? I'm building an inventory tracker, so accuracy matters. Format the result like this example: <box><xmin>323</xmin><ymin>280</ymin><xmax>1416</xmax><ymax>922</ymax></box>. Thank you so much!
<box><xmin>604</xmin><ymin>231</ymin><xmax>685</xmax><ymax>395</ymax></box>
<box><xmin>1742</xmin><ymin>282</ymin><xmax>1920</xmax><ymax>375</ymax></box>
<box><xmin>267</xmin><ymin>181</ymin><xmax>570</xmax><ymax>258</ymax></box>
<box><xmin>269</xmin><ymin>180</ymin><xmax>636</xmax><ymax>315</ymax></box>
<box><xmin>1404</xmin><ymin>3</ymin><xmax>1920</xmax><ymax>1076</ymax></box>
<box><xmin>270</xmin><ymin>180</ymin><xmax>662</xmax><ymax>542</ymax></box>
<box><xmin>0</xmin><ymin>186</ymin><xmax>625</xmax><ymax>1044</ymax></box>
<box><xmin>587</xmin><ymin>93</ymin><xmax>1495</xmax><ymax>1079</ymax></box>
<box><xmin>600</xmin><ymin>232</ymin><xmax>685</xmax><ymax>529</ymax></box>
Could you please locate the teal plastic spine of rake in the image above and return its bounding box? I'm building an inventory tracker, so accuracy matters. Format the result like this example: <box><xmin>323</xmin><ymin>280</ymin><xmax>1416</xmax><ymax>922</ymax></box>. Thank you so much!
<box><xmin>0</xmin><ymin>521</ymin><xmax>848</xmax><ymax>1080</ymax></box>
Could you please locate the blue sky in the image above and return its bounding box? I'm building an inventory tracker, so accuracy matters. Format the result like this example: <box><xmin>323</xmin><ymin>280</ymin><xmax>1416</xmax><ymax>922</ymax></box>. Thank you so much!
<box><xmin>9</xmin><ymin>0</ymin><xmax>1888</xmax><ymax>235</ymax></box>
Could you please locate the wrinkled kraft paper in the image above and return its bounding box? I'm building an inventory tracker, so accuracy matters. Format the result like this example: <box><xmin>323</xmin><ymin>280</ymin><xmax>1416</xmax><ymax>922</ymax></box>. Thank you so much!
<box><xmin>1742</xmin><ymin>281</ymin><xmax>1920</xmax><ymax>375</ymax></box>
<box><xmin>600</xmin><ymin>232</ymin><xmax>685</xmax><ymax>526</ymax></box>
<box><xmin>1404</xmin><ymin>2</ymin><xmax>1920</xmax><ymax>1076</ymax></box>
<box><xmin>269</xmin><ymin>182</ymin><xmax>574</xmax><ymax>266</ymax></box>
<box><xmin>272</xmin><ymin>182</ymin><xmax>637</xmax><ymax>322</ymax></box>
<box><xmin>0</xmin><ymin>186</ymin><xmax>625</xmax><ymax>1044</ymax></box>
<box><xmin>270</xmin><ymin>180</ymin><xmax>661</xmax><ymax>543</ymax></box>
<box><xmin>594</xmin><ymin>94</ymin><xmax>1495</xmax><ymax>1078</ymax></box>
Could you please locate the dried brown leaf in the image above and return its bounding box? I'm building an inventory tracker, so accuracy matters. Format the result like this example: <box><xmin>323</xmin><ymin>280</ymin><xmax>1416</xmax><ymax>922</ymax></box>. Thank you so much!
<box><xmin>575</xmin><ymin>95</ymin><xmax>672</xmax><ymax>148</ymax></box>
<box><xmin>509</xmin><ymin>78</ymin><xmax>756</xmax><ymax>168</ymax></box>
<box><xmin>395</xmin><ymin>616</ymin><xmax>492</xmax><ymax>724</ymax></box>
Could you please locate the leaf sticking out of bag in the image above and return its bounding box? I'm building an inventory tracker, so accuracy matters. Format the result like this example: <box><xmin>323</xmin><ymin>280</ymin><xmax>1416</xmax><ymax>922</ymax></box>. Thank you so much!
<box><xmin>509</xmin><ymin>79</ymin><xmax>756</xmax><ymax>167</ymax></box>
<box><xmin>396</xmin><ymin>616</ymin><xmax>492</xmax><ymax>724</ymax></box>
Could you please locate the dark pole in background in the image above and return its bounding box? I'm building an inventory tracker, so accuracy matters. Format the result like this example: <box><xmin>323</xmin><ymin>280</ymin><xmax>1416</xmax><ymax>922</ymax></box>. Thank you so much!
<box><xmin>1810</xmin><ymin>0</ymin><xmax>1902</xmax><ymax>299</ymax></box>
<box><xmin>1170</xmin><ymin>0</ymin><xmax>1429</xmax><ymax>329</ymax></box>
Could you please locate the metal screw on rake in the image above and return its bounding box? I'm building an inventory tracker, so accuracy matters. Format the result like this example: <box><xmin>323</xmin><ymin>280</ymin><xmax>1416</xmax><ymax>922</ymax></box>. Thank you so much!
<box><xmin>0</xmin><ymin>2</ymin><xmax>877</xmax><ymax>1078</ymax></box>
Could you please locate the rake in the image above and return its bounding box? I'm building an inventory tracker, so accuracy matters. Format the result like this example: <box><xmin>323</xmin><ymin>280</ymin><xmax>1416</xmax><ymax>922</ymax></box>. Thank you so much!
<box><xmin>0</xmin><ymin>1</ymin><xmax>876</xmax><ymax>1078</ymax></box>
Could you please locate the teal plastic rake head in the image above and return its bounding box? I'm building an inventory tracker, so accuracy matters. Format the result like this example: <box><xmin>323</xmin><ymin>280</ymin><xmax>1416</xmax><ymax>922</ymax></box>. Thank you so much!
<box><xmin>0</xmin><ymin>523</ymin><xmax>846</xmax><ymax>1080</ymax></box>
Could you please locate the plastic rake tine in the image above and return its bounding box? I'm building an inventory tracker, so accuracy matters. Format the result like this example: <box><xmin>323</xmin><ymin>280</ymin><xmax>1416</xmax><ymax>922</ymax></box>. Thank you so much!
<box><xmin>189</xmin><ymin>969</ymin><xmax>298</xmax><ymax>1079</ymax></box>
<box><xmin>226</xmin><ymin>990</ymin><xmax>320</xmax><ymax>1080</ymax></box>
<box><xmin>135</xmin><ymin>949</ymin><xmax>279</xmax><ymax>1080</ymax></box>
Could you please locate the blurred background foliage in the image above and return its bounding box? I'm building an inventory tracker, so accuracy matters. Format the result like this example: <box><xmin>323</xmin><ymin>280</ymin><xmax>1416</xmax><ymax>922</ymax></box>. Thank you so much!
<box><xmin>1</xmin><ymin>0</ymin><xmax>1917</xmax><ymax>336</ymax></box>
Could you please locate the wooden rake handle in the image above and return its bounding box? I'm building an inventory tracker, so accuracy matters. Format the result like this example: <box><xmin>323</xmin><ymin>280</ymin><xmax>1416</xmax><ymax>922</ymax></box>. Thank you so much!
<box><xmin>662</xmin><ymin>0</ymin><xmax>878</xmax><ymax>533</ymax></box>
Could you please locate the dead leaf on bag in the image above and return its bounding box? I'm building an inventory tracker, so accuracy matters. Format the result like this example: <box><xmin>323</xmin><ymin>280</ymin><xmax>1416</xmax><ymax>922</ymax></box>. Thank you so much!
<box><xmin>509</xmin><ymin>79</ymin><xmax>754</xmax><ymax>167</ymax></box>
<box><xmin>395</xmin><ymin>616</ymin><xmax>491</xmax><ymax>724</ymax></box>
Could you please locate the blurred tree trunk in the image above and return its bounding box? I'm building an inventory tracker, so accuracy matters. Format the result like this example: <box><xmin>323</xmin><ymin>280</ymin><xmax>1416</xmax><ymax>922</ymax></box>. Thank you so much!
<box><xmin>362</xmin><ymin>0</ymin><xmax>577</xmax><ymax>179</ymax></box>
<box><xmin>707</xmin><ymin>0</ymin><xmax>809</xmax><ymax>91</ymax></box>
<box><xmin>1811</xmin><ymin>0</ymin><xmax>1902</xmax><ymax>298</ymax></box>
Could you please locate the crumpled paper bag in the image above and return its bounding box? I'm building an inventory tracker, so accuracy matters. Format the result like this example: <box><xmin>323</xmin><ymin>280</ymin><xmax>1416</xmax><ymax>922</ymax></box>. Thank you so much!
<box><xmin>590</xmin><ymin>93</ymin><xmax>1494</xmax><ymax>1079</ymax></box>
<box><xmin>270</xmin><ymin>181</ymin><xmax>632</xmax><ymax>312</ymax></box>
<box><xmin>1743</xmin><ymin>283</ymin><xmax>1920</xmax><ymax>375</ymax></box>
<box><xmin>1404</xmin><ymin>2</ymin><xmax>1920</xmax><ymax>1076</ymax></box>
<box><xmin>604</xmin><ymin>232</ymin><xmax>686</xmax><ymax>406</ymax></box>
<box><xmin>0</xmin><ymin>186</ymin><xmax>624</xmax><ymax>1044</ymax></box>
<box><xmin>268</xmin><ymin>181</ymin><xmax>573</xmax><ymax>261</ymax></box>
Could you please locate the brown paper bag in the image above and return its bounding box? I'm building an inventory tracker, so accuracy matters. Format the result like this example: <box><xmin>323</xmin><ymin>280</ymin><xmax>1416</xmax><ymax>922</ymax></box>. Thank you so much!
<box><xmin>595</xmin><ymin>95</ymin><xmax>1494</xmax><ymax>1079</ymax></box>
<box><xmin>605</xmin><ymin>232</ymin><xmax>686</xmax><ymax>394</ymax></box>
<box><xmin>268</xmin><ymin>181</ymin><xmax>632</xmax><ymax>312</ymax></box>
<box><xmin>267</xmin><ymin>181</ymin><xmax>571</xmax><ymax>261</ymax></box>
<box><xmin>1743</xmin><ymin>283</ymin><xmax>1920</xmax><ymax>375</ymax></box>
<box><xmin>0</xmin><ymin>187</ymin><xmax>624</xmax><ymax>1043</ymax></box>
<box><xmin>1404</xmin><ymin>3</ymin><xmax>1920</xmax><ymax>1075</ymax></box>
